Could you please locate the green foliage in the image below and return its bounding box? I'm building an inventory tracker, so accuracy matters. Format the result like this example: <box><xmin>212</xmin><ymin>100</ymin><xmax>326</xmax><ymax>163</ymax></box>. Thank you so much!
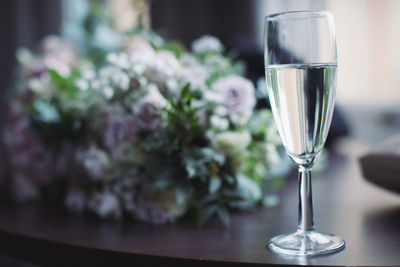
<box><xmin>32</xmin><ymin>100</ymin><xmax>60</xmax><ymax>124</ymax></box>
<box><xmin>48</xmin><ymin>70</ymin><xmax>78</xmax><ymax>97</ymax></box>
<box><xmin>164</xmin><ymin>84</ymin><xmax>205</xmax><ymax>145</ymax></box>
<box><xmin>156</xmin><ymin>41</ymin><xmax>186</xmax><ymax>57</ymax></box>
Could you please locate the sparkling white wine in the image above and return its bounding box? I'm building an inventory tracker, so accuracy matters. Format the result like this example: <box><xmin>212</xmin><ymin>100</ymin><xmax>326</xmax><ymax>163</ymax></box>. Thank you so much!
<box><xmin>265</xmin><ymin>63</ymin><xmax>336</xmax><ymax>166</ymax></box>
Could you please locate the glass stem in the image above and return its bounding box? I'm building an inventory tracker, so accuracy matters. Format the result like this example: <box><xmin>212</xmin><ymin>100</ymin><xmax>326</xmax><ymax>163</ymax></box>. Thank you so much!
<box><xmin>297</xmin><ymin>166</ymin><xmax>315</xmax><ymax>232</ymax></box>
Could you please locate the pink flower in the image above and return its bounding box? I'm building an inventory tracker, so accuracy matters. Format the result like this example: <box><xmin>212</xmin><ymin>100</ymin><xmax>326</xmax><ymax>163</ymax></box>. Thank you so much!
<box><xmin>127</xmin><ymin>38</ymin><xmax>155</xmax><ymax>55</ymax></box>
<box><xmin>19</xmin><ymin>36</ymin><xmax>79</xmax><ymax>78</ymax></box>
<box><xmin>212</xmin><ymin>75</ymin><xmax>256</xmax><ymax>125</ymax></box>
<box><xmin>40</xmin><ymin>36</ymin><xmax>79</xmax><ymax>76</ymax></box>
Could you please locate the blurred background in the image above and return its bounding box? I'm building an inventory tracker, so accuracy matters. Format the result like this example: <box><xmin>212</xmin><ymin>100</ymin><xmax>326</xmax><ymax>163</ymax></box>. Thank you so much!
<box><xmin>1</xmin><ymin>0</ymin><xmax>400</xmax><ymax>146</ymax></box>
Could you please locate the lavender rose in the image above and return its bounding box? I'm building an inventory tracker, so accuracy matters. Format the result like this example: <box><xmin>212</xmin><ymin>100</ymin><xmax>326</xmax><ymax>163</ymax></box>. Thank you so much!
<box><xmin>212</xmin><ymin>75</ymin><xmax>256</xmax><ymax>126</ymax></box>
<box><xmin>134</xmin><ymin>84</ymin><xmax>167</xmax><ymax>131</ymax></box>
<box><xmin>2</xmin><ymin>108</ymin><xmax>56</xmax><ymax>201</ymax></box>
<box><xmin>103</xmin><ymin>106</ymin><xmax>138</xmax><ymax>151</ymax></box>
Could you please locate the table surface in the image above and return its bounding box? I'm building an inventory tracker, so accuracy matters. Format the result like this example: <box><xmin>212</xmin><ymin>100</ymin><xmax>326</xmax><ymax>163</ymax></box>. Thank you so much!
<box><xmin>0</xmin><ymin>106</ymin><xmax>399</xmax><ymax>267</ymax></box>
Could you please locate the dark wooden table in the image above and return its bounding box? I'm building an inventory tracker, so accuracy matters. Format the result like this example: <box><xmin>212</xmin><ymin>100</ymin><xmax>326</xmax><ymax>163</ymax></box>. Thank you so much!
<box><xmin>0</xmin><ymin>106</ymin><xmax>399</xmax><ymax>266</ymax></box>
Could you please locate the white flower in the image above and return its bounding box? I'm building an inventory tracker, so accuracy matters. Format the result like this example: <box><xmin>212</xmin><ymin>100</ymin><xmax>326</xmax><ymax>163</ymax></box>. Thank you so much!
<box><xmin>127</xmin><ymin>38</ymin><xmax>154</xmax><ymax>54</ymax></box>
<box><xmin>212</xmin><ymin>75</ymin><xmax>256</xmax><ymax>126</ymax></box>
<box><xmin>157</xmin><ymin>50</ymin><xmax>180</xmax><ymax>75</ymax></box>
<box><xmin>65</xmin><ymin>188</ymin><xmax>86</xmax><ymax>212</ymax></box>
<box><xmin>210</xmin><ymin>115</ymin><xmax>229</xmax><ymax>131</ymax></box>
<box><xmin>178</xmin><ymin>53</ymin><xmax>210</xmax><ymax>92</ymax></box>
<box><xmin>103</xmin><ymin>87</ymin><xmax>114</xmax><ymax>99</ymax></box>
<box><xmin>75</xmin><ymin>146</ymin><xmax>110</xmax><ymax>181</ymax></box>
<box><xmin>82</xmin><ymin>69</ymin><xmax>96</xmax><ymax>80</ymax></box>
<box><xmin>106</xmin><ymin>53</ymin><xmax>130</xmax><ymax>69</ymax></box>
<box><xmin>99</xmin><ymin>48</ymin><xmax>181</xmax><ymax>97</ymax></box>
<box><xmin>204</xmin><ymin>54</ymin><xmax>230</xmax><ymax>70</ymax></box>
<box><xmin>75</xmin><ymin>79</ymin><xmax>88</xmax><ymax>91</ymax></box>
<box><xmin>99</xmin><ymin>65</ymin><xmax>130</xmax><ymax>92</ymax></box>
<box><xmin>88</xmin><ymin>192</ymin><xmax>121</xmax><ymax>219</ymax></box>
<box><xmin>28</xmin><ymin>77</ymin><xmax>51</xmax><ymax>93</ymax></box>
<box><xmin>16</xmin><ymin>48</ymin><xmax>36</xmax><ymax>69</ymax></box>
<box><xmin>141</xmin><ymin>84</ymin><xmax>167</xmax><ymax>108</ymax></box>
<box><xmin>144</xmin><ymin>51</ymin><xmax>180</xmax><ymax>89</ymax></box>
<box><xmin>129</xmin><ymin>50</ymin><xmax>155</xmax><ymax>76</ymax></box>
<box><xmin>215</xmin><ymin>131</ymin><xmax>251</xmax><ymax>156</ymax></box>
<box><xmin>191</xmin><ymin>35</ymin><xmax>224</xmax><ymax>53</ymax></box>
<box><xmin>41</xmin><ymin>36</ymin><xmax>78</xmax><ymax>66</ymax></box>
<box><xmin>265</xmin><ymin>123</ymin><xmax>281</xmax><ymax>145</ymax></box>
<box><xmin>265</xmin><ymin>143</ymin><xmax>281</xmax><ymax>165</ymax></box>
<box><xmin>87</xmin><ymin>62</ymin><xmax>131</xmax><ymax>99</ymax></box>
<box><xmin>214</xmin><ymin>106</ymin><xmax>229</xmax><ymax>117</ymax></box>
<box><xmin>41</xmin><ymin>36</ymin><xmax>79</xmax><ymax>77</ymax></box>
<box><xmin>43</xmin><ymin>56</ymin><xmax>71</xmax><ymax>77</ymax></box>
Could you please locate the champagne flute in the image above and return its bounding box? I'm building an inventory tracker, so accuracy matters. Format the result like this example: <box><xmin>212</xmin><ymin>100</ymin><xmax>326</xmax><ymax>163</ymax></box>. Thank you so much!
<box><xmin>264</xmin><ymin>11</ymin><xmax>345</xmax><ymax>256</ymax></box>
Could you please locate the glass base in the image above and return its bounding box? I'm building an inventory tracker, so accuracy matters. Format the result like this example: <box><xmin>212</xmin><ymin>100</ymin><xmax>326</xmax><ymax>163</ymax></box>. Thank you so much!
<box><xmin>268</xmin><ymin>230</ymin><xmax>345</xmax><ymax>256</ymax></box>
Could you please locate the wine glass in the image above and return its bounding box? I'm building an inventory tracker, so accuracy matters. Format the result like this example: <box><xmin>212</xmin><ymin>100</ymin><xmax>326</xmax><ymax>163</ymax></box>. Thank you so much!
<box><xmin>263</xmin><ymin>11</ymin><xmax>345</xmax><ymax>256</ymax></box>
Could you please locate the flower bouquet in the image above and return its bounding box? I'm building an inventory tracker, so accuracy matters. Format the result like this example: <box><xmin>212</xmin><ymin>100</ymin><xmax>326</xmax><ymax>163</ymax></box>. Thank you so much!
<box><xmin>1</xmin><ymin>32</ymin><xmax>287</xmax><ymax>226</ymax></box>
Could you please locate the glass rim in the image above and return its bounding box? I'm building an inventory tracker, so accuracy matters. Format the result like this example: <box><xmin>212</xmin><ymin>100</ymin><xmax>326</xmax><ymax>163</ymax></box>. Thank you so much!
<box><xmin>265</xmin><ymin>10</ymin><xmax>333</xmax><ymax>22</ymax></box>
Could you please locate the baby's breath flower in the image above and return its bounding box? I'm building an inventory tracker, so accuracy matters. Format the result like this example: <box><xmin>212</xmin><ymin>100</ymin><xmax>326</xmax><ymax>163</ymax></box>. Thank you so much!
<box><xmin>75</xmin><ymin>79</ymin><xmax>88</xmax><ymax>91</ymax></box>
<box><xmin>191</xmin><ymin>35</ymin><xmax>224</xmax><ymax>53</ymax></box>
<box><xmin>210</xmin><ymin>115</ymin><xmax>229</xmax><ymax>131</ymax></box>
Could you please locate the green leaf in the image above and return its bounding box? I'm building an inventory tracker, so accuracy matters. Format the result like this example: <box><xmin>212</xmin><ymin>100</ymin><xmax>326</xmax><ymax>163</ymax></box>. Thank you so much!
<box><xmin>209</xmin><ymin>177</ymin><xmax>221</xmax><ymax>194</ymax></box>
<box><xmin>157</xmin><ymin>41</ymin><xmax>186</xmax><ymax>57</ymax></box>
<box><xmin>185</xmin><ymin>162</ymin><xmax>197</xmax><ymax>178</ymax></box>
<box><xmin>175</xmin><ymin>186</ymin><xmax>186</xmax><ymax>205</ymax></box>
<box><xmin>197</xmin><ymin>205</ymin><xmax>217</xmax><ymax>227</ymax></box>
<box><xmin>180</xmin><ymin>83</ymin><xmax>193</xmax><ymax>104</ymax></box>
<box><xmin>32</xmin><ymin>100</ymin><xmax>60</xmax><ymax>123</ymax></box>
<box><xmin>228</xmin><ymin>174</ymin><xmax>262</xmax><ymax>210</ymax></box>
<box><xmin>221</xmin><ymin>192</ymin><xmax>246</xmax><ymax>202</ymax></box>
<box><xmin>152</xmin><ymin>178</ymin><xmax>172</xmax><ymax>189</ymax></box>
<box><xmin>217</xmin><ymin>207</ymin><xmax>230</xmax><ymax>227</ymax></box>
<box><xmin>48</xmin><ymin>69</ymin><xmax>77</xmax><ymax>96</ymax></box>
